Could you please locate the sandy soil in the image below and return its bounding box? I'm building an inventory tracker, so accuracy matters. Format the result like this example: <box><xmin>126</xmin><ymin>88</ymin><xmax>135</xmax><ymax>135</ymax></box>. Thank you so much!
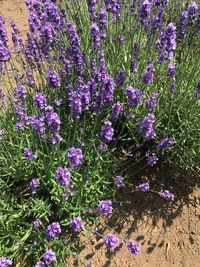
<box><xmin>68</xmin><ymin>167</ymin><xmax>200</xmax><ymax>267</ymax></box>
<box><xmin>0</xmin><ymin>1</ymin><xmax>199</xmax><ymax>267</ymax></box>
<box><xmin>0</xmin><ymin>0</ymin><xmax>28</xmax><ymax>39</ymax></box>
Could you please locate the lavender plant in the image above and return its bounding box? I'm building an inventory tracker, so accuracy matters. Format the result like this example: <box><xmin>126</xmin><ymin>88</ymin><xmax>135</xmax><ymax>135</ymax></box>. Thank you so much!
<box><xmin>0</xmin><ymin>0</ymin><xmax>199</xmax><ymax>266</ymax></box>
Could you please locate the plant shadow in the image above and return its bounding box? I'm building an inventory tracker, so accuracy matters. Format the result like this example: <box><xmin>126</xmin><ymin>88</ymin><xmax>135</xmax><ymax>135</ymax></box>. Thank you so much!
<box><xmin>70</xmin><ymin>164</ymin><xmax>199</xmax><ymax>266</ymax></box>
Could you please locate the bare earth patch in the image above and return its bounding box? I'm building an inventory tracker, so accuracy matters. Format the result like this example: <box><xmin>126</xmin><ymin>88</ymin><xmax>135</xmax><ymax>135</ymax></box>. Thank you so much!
<box><xmin>0</xmin><ymin>1</ymin><xmax>199</xmax><ymax>267</ymax></box>
<box><xmin>0</xmin><ymin>0</ymin><xmax>28</xmax><ymax>39</ymax></box>
<box><xmin>68</xmin><ymin>168</ymin><xmax>200</xmax><ymax>267</ymax></box>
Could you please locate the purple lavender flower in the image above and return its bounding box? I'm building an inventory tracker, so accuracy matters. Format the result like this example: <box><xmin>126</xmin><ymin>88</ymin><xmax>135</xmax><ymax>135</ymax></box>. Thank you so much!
<box><xmin>130</xmin><ymin>58</ymin><xmax>137</xmax><ymax>73</ymax></box>
<box><xmin>66</xmin><ymin>19</ymin><xmax>80</xmax><ymax>47</ymax></box>
<box><xmin>111</xmin><ymin>101</ymin><xmax>123</xmax><ymax>119</ymax></box>
<box><xmin>87</xmin><ymin>0</ymin><xmax>98</xmax><ymax>18</ymax></box>
<box><xmin>126</xmin><ymin>240</ymin><xmax>141</xmax><ymax>255</ymax></box>
<box><xmin>46</xmin><ymin>110</ymin><xmax>61</xmax><ymax>132</ymax></box>
<box><xmin>33</xmin><ymin>219</ymin><xmax>42</xmax><ymax>230</ymax></box>
<box><xmin>46</xmin><ymin>222</ymin><xmax>61</xmax><ymax>238</ymax></box>
<box><xmin>47</xmin><ymin>70</ymin><xmax>61</xmax><ymax>88</ymax></box>
<box><xmin>119</xmin><ymin>35</ymin><xmax>125</xmax><ymax>45</ymax></box>
<box><xmin>151</xmin><ymin>6</ymin><xmax>165</xmax><ymax>31</ymax></box>
<box><xmin>139</xmin><ymin>113</ymin><xmax>156</xmax><ymax>139</ymax></box>
<box><xmin>0</xmin><ymin>129</ymin><xmax>4</xmax><ymax>139</ymax></box>
<box><xmin>0</xmin><ymin>16</ymin><xmax>9</xmax><ymax>45</ymax></box>
<box><xmin>195</xmin><ymin>80</ymin><xmax>200</xmax><ymax>99</ymax></box>
<box><xmin>124</xmin><ymin>110</ymin><xmax>135</xmax><ymax>119</ymax></box>
<box><xmin>55</xmin><ymin>167</ymin><xmax>71</xmax><ymax>186</ymax></box>
<box><xmin>168</xmin><ymin>62</ymin><xmax>176</xmax><ymax>76</ymax></box>
<box><xmin>188</xmin><ymin>2</ymin><xmax>198</xmax><ymax>25</ymax></box>
<box><xmin>97</xmin><ymin>8</ymin><xmax>108</xmax><ymax>29</ymax></box>
<box><xmin>136</xmin><ymin>182</ymin><xmax>150</xmax><ymax>192</ymax></box>
<box><xmin>71</xmin><ymin>216</ymin><xmax>84</xmax><ymax>232</ymax></box>
<box><xmin>101</xmin><ymin>30</ymin><xmax>107</xmax><ymax>40</ymax></box>
<box><xmin>98</xmin><ymin>52</ymin><xmax>107</xmax><ymax>80</ymax></box>
<box><xmin>51</xmin><ymin>133</ymin><xmax>63</xmax><ymax>145</ymax></box>
<box><xmin>54</xmin><ymin>99</ymin><xmax>63</xmax><ymax>106</ymax></box>
<box><xmin>0</xmin><ymin>87</ymin><xmax>6</xmax><ymax>110</ymax></box>
<box><xmin>102</xmin><ymin>76</ymin><xmax>115</xmax><ymax>104</ymax></box>
<box><xmin>26</xmin><ymin>70</ymin><xmax>35</xmax><ymax>87</ymax></box>
<box><xmin>25</xmin><ymin>32</ymin><xmax>42</xmax><ymax>67</ymax></box>
<box><xmin>23</xmin><ymin>148</ymin><xmax>36</xmax><ymax>161</ymax></box>
<box><xmin>98</xmin><ymin>142</ymin><xmax>108</xmax><ymax>152</ymax></box>
<box><xmin>126</xmin><ymin>86</ymin><xmax>143</xmax><ymax>107</ymax></box>
<box><xmin>146</xmin><ymin>92</ymin><xmax>158</xmax><ymax>110</ymax></box>
<box><xmin>79</xmin><ymin>81</ymin><xmax>91</xmax><ymax>111</ymax></box>
<box><xmin>35</xmin><ymin>262</ymin><xmax>45</xmax><ymax>267</ymax></box>
<box><xmin>156</xmin><ymin>23</ymin><xmax>176</xmax><ymax>61</ymax></box>
<box><xmin>70</xmin><ymin>45</ymin><xmax>84</xmax><ymax>73</ymax></box>
<box><xmin>133</xmin><ymin>42</ymin><xmax>140</xmax><ymax>55</ymax></box>
<box><xmin>91</xmin><ymin>23</ymin><xmax>101</xmax><ymax>49</ymax></box>
<box><xmin>130</xmin><ymin>0</ymin><xmax>136</xmax><ymax>12</ymax></box>
<box><xmin>42</xmin><ymin>249</ymin><xmax>56</xmax><ymax>265</ymax></box>
<box><xmin>29</xmin><ymin>178</ymin><xmax>40</xmax><ymax>194</ymax></box>
<box><xmin>41</xmin><ymin>22</ymin><xmax>56</xmax><ymax>47</ymax></box>
<box><xmin>103</xmin><ymin>234</ymin><xmax>119</xmax><ymax>250</ymax></box>
<box><xmin>114</xmin><ymin>175</ymin><xmax>125</xmax><ymax>188</ymax></box>
<box><xmin>0</xmin><ymin>40</ymin><xmax>10</xmax><ymax>62</ymax></box>
<box><xmin>11</xmin><ymin>21</ymin><xmax>23</xmax><ymax>52</ymax></box>
<box><xmin>67</xmin><ymin>147</ymin><xmax>83</xmax><ymax>168</ymax></box>
<box><xmin>116</xmin><ymin>69</ymin><xmax>126</xmax><ymax>87</ymax></box>
<box><xmin>68</xmin><ymin>85</ymin><xmax>82</xmax><ymax>118</ymax></box>
<box><xmin>139</xmin><ymin>0</ymin><xmax>151</xmax><ymax>26</ymax></box>
<box><xmin>16</xmin><ymin>123</ymin><xmax>24</xmax><ymax>131</ymax></box>
<box><xmin>146</xmin><ymin>151</ymin><xmax>159</xmax><ymax>166</ymax></box>
<box><xmin>86</xmin><ymin>264</ymin><xmax>92</xmax><ymax>267</ymax></box>
<box><xmin>96</xmin><ymin>200</ymin><xmax>113</xmax><ymax>215</ymax></box>
<box><xmin>100</xmin><ymin>120</ymin><xmax>114</xmax><ymax>143</ymax></box>
<box><xmin>143</xmin><ymin>62</ymin><xmax>155</xmax><ymax>85</ymax></box>
<box><xmin>15</xmin><ymin>85</ymin><xmax>26</xmax><ymax>99</ymax></box>
<box><xmin>171</xmin><ymin>82</ymin><xmax>177</xmax><ymax>94</ymax></box>
<box><xmin>0</xmin><ymin>257</ymin><xmax>12</xmax><ymax>267</ymax></box>
<box><xmin>157</xmin><ymin>137</ymin><xmax>174</xmax><ymax>151</ymax></box>
<box><xmin>62</xmin><ymin>184</ymin><xmax>74</xmax><ymax>200</ymax></box>
<box><xmin>34</xmin><ymin>92</ymin><xmax>47</xmax><ymax>110</ymax></box>
<box><xmin>104</xmin><ymin>0</ymin><xmax>121</xmax><ymax>21</ymax></box>
<box><xmin>177</xmin><ymin>10</ymin><xmax>188</xmax><ymax>40</ymax></box>
<box><xmin>29</xmin><ymin>115</ymin><xmax>46</xmax><ymax>136</ymax></box>
<box><xmin>159</xmin><ymin>190</ymin><xmax>175</xmax><ymax>201</ymax></box>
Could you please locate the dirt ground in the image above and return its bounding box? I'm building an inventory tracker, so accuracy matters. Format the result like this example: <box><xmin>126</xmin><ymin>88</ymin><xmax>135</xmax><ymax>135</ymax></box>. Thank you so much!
<box><xmin>68</xmin><ymin>167</ymin><xmax>200</xmax><ymax>267</ymax></box>
<box><xmin>0</xmin><ymin>0</ymin><xmax>28</xmax><ymax>39</ymax></box>
<box><xmin>0</xmin><ymin>1</ymin><xmax>199</xmax><ymax>267</ymax></box>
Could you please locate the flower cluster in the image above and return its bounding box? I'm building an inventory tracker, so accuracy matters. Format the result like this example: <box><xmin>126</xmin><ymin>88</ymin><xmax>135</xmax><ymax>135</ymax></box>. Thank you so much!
<box><xmin>67</xmin><ymin>147</ymin><xmax>83</xmax><ymax>168</ymax></box>
<box><xmin>23</xmin><ymin>148</ymin><xmax>37</xmax><ymax>161</ymax></box>
<box><xmin>139</xmin><ymin>114</ymin><xmax>156</xmax><ymax>139</ymax></box>
<box><xmin>55</xmin><ymin>167</ymin><xmax>71</xmax><ymax>186</ymax></box>
<box><xmin>33</xmin><ymin>219</ymin><xmax>43</xmax><ymax>230</ymax></box>
<box><xmin>146</xmin><ymin>151</ymin><xmax>159</xmax><ymax>166</ymax></box>
<box><xmin>159</xmin><ymin>190</ymin><xmax>175</xmax><ymax>201</ymax></box>
<box><xmin>136</xmin><ymin>182</ymin><xmax>150</xmax><ymax>192</ymax></box>
<box><xmin>103</xmin><ymin>234</ymin><xmax>119</xmax><ymax>250</ymax></box>
<box><xmin>29</xmin><ymin>178</ymin><xmax>40</xmax><ymax>194</ymax></box>
<box><xmin>96</xmin><ymin>200</ymin><xmax>113</xmax><ymax>215</ymax></box>
<box><xmin>100</xmin><ymin>120</ymin><xmax>114</xmax><ymax>143</ymax></box>
<box><xmin>114</xmin><ymin>175</ymin><xmax>125</xmax><ymax>188</ymax></box>
<box><xmin>46</xmin><ymin>222</ymin><xmax>61</xmax><ymax>238</ymax></box>
<box><xmin>126</xmin><ymin>240</ymin><xmax>141</xmax><ymax>255</ymax></box>
<box><xmin>70</xmin><ymin>216</ymin><xmax>84</xmax><ymax>232</ymax></box>
<box><xmin>126</xmin><ymin>86</ymin><xmax>143</xmax><ymax>107</ymax></box>
<box><xmin>156</xmin><ymin>22</ymin><xmax>177</xmax><ymax>61</ymax></box>
<box><xmin>0</xmin><ymin>257</ymin><xmax>12</xmax><ymax>267</ymax></box>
